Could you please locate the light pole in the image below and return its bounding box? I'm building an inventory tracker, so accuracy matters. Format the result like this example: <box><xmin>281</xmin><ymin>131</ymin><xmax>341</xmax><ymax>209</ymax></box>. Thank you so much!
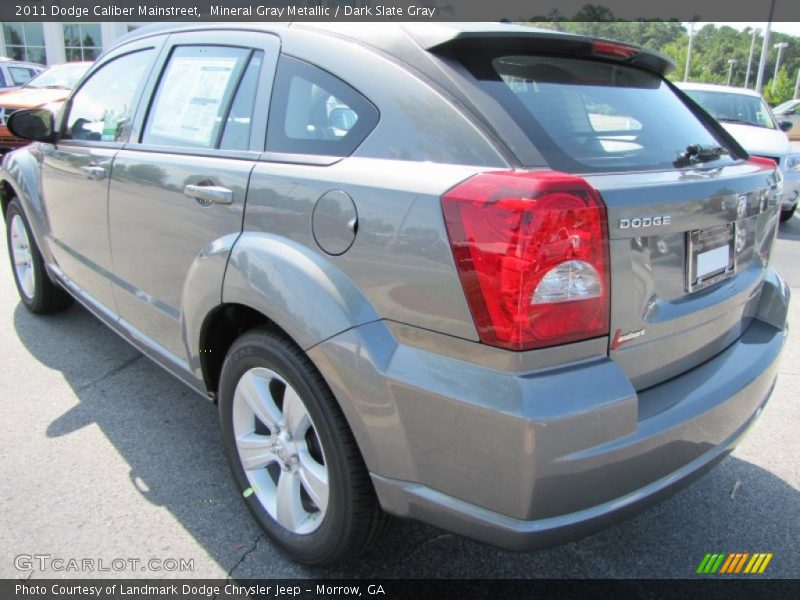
<box><xmin>684</xmin><ymin>20</ymin><xmax>696</xmax><ymax>82</ymax></box>
<box><xmin>745</xmin><ymin>28</ymin><xmax>760</xmax><ymax>88</ymax></box>
<box><xmin>795</xmin><ymin>68</ymin><xmax>800</xmax><ymax>99</ymax></box>
<box><xmin>755</xmin><ymin>0</ymin><xmax>776</xmax><ymax>94</ymax></box>
<box><xmin>772</xmin><ymin>42</ymin><xmax>789</xmax><ymax>93</ymax></box>
<box><xmin>727</xmin><ymin>59</ymin><xmax>738</xmax><ymax>86</ymax></box>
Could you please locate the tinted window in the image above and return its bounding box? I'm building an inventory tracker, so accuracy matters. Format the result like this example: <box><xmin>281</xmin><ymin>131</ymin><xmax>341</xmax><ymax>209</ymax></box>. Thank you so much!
<box><xmin>219</xmin><ymin>51</ymin><xmax>263</xmax><ymax>151</ymax></box>
<box><xmin>465</xmin><ymin>54</ymin><xmax>734</xmax><ymax>173</ymax></box>
<box><xmin>267</xmin><ymin>56</ymin><xmax>378</xmax><ymax>156</ymax></box>
<box><xmin>143</xmin><ymin>46</ymin><xmax>250</xmax><ymax>149</ymax></box>
<box><xmin>64</xmin><ymin>50</ymin><xmax>154</xmax><ymax>143</ymax></box>
<box><xmin>683</xmin><ymin>90</ymin><xmax>776</xmax><ymax>129</ymax></box>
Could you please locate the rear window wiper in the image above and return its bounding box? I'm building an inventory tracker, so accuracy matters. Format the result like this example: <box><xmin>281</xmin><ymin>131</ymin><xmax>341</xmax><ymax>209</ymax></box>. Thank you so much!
<box><xmin>674</xmin><ymin>144</ymin><xmax>729</xmax><ymax>168</ymax></box>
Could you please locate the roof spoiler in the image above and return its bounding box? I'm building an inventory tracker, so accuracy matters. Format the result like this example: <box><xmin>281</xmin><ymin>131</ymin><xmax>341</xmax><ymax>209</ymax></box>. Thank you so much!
<box><xmin>411</xmin><ymin>26</ymin><xmax>675</xmax><ymax>77</ymax></box>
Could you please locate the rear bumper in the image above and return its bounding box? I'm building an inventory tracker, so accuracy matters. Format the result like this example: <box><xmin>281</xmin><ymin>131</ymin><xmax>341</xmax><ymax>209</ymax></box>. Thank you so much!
<box><xmin>308</xmin><ymin>269</ymin><xmax>789</xmax><ymax>550</ymax></box>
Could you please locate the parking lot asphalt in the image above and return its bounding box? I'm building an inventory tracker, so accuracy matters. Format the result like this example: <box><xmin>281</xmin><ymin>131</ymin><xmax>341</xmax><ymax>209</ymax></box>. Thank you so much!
<box><xmin>1</xmin><ymin>217</ymin><xmax>799</xmax><ymax>580</ymax></box>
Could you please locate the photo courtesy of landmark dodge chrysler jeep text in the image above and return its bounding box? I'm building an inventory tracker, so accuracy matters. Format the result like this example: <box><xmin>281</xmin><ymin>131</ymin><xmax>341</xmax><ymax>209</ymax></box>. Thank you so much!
<box><xmin>0</xmin><ymin>23</ymin><xmax>789</xmax><ymax>566</ymax></box>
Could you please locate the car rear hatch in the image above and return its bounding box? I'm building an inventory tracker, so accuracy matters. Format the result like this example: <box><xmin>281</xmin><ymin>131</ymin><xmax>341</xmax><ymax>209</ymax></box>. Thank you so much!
<box><xmin>587</xmin><ymin>163</ymin><xmax>779</xmax><ymax>390</ymax></box>
<box><xmin>423</xmin><ymin>26</ymin><xmax>782</xmax><ymax>390</ymax></box>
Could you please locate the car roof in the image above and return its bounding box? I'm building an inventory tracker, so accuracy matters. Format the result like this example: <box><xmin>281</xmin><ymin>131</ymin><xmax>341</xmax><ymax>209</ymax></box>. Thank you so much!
<box><xmin>115</xmin><ymin>21</ymin><xmax>675</xmax><ymax>76</ymax></box>
<box><xmin>675</xmin><ymin>81</ymin><xmax>764</xmax><ymax>98</ymax></box>
<box><xmin>0</xmin><ymin>58</ymin><xmax>43</xmax><ymax>69</ymax></box>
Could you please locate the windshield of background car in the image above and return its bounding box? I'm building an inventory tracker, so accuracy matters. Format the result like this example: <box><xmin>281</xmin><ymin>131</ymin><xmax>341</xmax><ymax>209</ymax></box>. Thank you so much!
<box><xmin>24</xmin><ymin>64</ymin><xmax>89</xmax><ymax>90</ymax></box>
<box><xmin>773</xmin><ymin>99</ymin><xmax>799</xmax><ymax>114</ymax></box>
<box><xmin>683</xmin><ymin>89</ymin><xmax>776</xmax><ymax>129</ymax></box>
<box><xmin>466</xmin><ymin>54</ymin><xmax>733</xmax><ymax>173</ymax></box>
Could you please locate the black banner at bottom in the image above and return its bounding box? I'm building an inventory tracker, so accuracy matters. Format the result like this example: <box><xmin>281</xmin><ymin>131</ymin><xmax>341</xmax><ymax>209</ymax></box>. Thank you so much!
<box><xmin>3</xmin><ymin>579</ymin><xmax>800</xmax><ymax>600</ymax></box>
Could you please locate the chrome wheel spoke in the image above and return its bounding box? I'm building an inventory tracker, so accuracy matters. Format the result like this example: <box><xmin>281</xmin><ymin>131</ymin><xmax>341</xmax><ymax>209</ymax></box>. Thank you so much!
<box><xmin>275</xmin><ymin>469</ymin><xmax>305</xmax><ymax>531</ymax></box>
<box><xmin>236</xmin><ymin>432</ymin><xmax>279</xmax><ymax>471</ymax></box>
<box><xmin>237</xmin><ymin>370</ymin><xmax>283</xmax><ymax>431</ymax></box>
<box><xmin>298</xmin><ymin>451</ymin><xmax>329</xmax><ymax>510</ymax></box>
<box><xmin>13</xmin><ymin>249</ymin><xmax>30</xmax><ymax>266</ymax></box>
<box><xmin>23</xmin><ymin>268</ymin><xmax>34</xmax><ymax>297</ymax></box>
<box><xmin>283</xmin><ymin>386</ymin><xmax>311</xmax><ymax>438</ymax></box>
<box><xmin>9</xmin><ymin>215</ymin><xmax>35</xmax><ymax>299</ymax></box>
<box><xmin>232</xmin><ymin>366</ymin><xmax>329</xmax><ymax>535</ymax></box>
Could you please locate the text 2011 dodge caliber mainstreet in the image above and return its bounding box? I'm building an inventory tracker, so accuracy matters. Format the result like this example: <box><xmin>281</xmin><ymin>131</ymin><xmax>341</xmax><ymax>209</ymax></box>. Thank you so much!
<box><xmin>1</xmin><ymin>23</ymin><xmax>790</xmax><ymax>565</ymax></box>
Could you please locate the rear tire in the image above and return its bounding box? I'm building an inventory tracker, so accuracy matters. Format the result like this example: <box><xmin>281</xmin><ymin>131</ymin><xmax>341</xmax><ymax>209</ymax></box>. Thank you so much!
<box><xmin>780</xmin><ymin>205</ymin><xmax>796</xmax><ymax>222</ymax></box>
<box><xmin>5</xmin><ymin>198</ymin><xmax>72</xmax><ymax>314</ymax></box>
<box><xmin>218</xmin><ymin>328</ymin><xmax>387</xmax><ymax>565</ymax></box>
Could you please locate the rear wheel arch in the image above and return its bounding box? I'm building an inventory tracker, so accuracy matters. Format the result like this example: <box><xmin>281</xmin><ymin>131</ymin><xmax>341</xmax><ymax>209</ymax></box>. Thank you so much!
<box><xmin>199</xmin><ymin>302</ymin><xmax>287</xmax><ymax>395</ymax></box>
<box><xmin>199</xmin><ymin>303</ymin><xmax>382</xmax><ymax>501</ymax></box>
<box><xmin>1</xmin><ymin>180</ymin><xmax>14</xmax><ymax>218</ymax></box>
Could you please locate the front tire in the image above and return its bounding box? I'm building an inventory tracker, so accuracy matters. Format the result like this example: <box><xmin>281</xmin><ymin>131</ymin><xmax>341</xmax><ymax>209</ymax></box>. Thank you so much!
<box><xmin>780</xmin><ymin>204</ymin><xmax>796</xmax><ymax>222</ymax></box>
<box><xmin>5</xmin><ymin>198</ymin><xmax>72</xmax><ymax>314</ymax></box>
<box><xmin>218</xmin><ymin>328</ymin><xmax>386</xmax><ymax>565</ymax></box>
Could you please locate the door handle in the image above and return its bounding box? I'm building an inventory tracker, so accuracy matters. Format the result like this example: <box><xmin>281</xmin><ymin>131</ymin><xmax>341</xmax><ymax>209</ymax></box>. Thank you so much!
<box><xmin>79</xmin><ymin>165</ymin><xmax>107</xmax><ymax>181</ymax></box>
<box><xmin>183</xmin><ymin>184</ymin><xmax>233</xmax><ymax>206</ymax></box>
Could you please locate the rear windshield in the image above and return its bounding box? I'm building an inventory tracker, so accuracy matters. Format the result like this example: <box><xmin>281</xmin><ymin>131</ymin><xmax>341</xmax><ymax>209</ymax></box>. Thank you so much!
<box><xmin>466</xmin><ymin>54</ymin><xmax>735</xmax><ymax>173</ymax></box>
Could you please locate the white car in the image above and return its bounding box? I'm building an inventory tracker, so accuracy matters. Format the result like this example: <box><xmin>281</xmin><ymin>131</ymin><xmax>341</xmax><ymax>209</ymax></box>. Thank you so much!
<box><xmin>677</xmin><ymin>82</ymin><xmax>800</xmax><ymax>222</ymax></box>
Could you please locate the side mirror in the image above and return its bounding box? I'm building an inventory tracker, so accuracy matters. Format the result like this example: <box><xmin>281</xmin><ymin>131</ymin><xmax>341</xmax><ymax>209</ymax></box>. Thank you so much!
<box><xmin>6</xmin><ymin>108</ymin><xmax>56</xmax><ymax>143</ymax></box>
<box><xmin>779</xmin><ymin>120</ymin><xmax>794</xmax><ymax>133</ymax></box>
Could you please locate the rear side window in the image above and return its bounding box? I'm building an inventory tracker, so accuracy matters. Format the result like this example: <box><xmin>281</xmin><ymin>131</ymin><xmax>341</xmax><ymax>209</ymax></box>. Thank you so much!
<box><xmin>267</xmin><ymin>56</ymin><xmax>378</xmax><ymax>157</ymax></box>
<box><xmin>464</xmin><ymin>54</ymin><xmax>734</xmax><ymax>173</ymax></box>
<box><xmin>8</xmin><ymin>67</ymin><xmax>35</xmax><ymax>85</ymax></box>
<box><xmin>143</xmin><ymin>46</ymin><xmax>251</xmax><ymax>149</ymax></box>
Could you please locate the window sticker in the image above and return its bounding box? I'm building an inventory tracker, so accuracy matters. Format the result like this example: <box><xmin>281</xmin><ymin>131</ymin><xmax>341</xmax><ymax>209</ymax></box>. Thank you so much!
<box><xmin>149</xmin><ymin>56</ymin><xmax>238</xmax><ymax>146</ymax></box>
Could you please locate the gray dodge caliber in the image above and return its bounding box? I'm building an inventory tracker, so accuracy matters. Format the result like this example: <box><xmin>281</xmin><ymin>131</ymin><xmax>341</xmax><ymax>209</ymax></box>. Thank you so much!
<box><xmin>0</xmin><ymin>22</ymin><xmax>790</xmax><ymax>565</ymax></box>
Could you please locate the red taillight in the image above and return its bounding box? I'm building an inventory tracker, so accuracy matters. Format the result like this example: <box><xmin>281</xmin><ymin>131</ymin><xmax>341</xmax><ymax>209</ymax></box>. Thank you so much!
<box><xmin>442</xmin><ymin>170</ymin><xmax>610</xmax><ymax>351</ymax></box>
<box><xmin>748</xmin><ymin>156</ymin><xmax>777</xmax><ymax>168</ymax></box>
<box><xmin>592</xmin><ymin>39</ymin><xmax>639</xmax><ymax>59</ymax></box>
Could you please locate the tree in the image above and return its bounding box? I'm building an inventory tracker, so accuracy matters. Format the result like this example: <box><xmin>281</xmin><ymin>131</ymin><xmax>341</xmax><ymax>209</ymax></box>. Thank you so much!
<box><xmin>763</xmin><ymin>68</ymin><xmax>796</xmax><ymax>106</ymax></box>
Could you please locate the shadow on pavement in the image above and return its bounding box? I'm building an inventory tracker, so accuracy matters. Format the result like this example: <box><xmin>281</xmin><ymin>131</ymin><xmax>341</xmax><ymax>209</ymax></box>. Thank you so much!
<box><xmin>13</xmin><ymin>301</ymin><xmax>800</xmax><ymax>578</ymax></box>
<box><xmin>777</xmin><ymin>214</ymin><xmax>800</xmax><ymax>241</ymax></box>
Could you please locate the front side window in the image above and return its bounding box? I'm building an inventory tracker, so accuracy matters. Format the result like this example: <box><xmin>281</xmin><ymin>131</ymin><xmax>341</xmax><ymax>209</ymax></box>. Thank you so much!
<box><xmin>684</xmin><ymin>89</ymin><xmax>776</xmax><ymax>129</ymax></box>
<box><xmin>143</xmin><ymin>46</ymin><xmax>251</xmax><ymax>149</ymax></box>
<box><xmin>465</xmin><ymin>54</ymin><xmax>735</xmax><ymax>173</ymax></box>
<box><xmin>64</xmin><ymin>49</ymin><xmax>154</xmax><ymax>143</ymax></box>
<box><xmin>267</xmin><ymin>56</ymin><xmax>378</xmax><ymax>156</ymax></box>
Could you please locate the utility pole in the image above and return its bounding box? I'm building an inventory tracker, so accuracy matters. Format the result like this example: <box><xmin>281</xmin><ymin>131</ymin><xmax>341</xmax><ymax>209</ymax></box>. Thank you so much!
<box><xmin>745</xmin><ymin>28</ymin><xmax>760</xmax><ymax>88</ymax></box>
<box><xmin>755</xmin><ymin>0</ymin><xmax>776</xmax><ymax>94</ymax></box>
<box><xmin>727</xmin><ymin>59</ymin><xmax>737</xmax><ymax>86</ymax></box>
<box><xmin>772</xmin><ymin>42</ymin><xmax>789</xmax><ymax>93</ymax></box>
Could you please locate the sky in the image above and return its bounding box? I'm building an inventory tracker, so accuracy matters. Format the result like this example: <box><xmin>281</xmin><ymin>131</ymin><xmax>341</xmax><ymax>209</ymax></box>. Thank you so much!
<box><xmin>691</xmin><ymin>22</ymin><xmax>800</xmax><ymax>37</ymax></box>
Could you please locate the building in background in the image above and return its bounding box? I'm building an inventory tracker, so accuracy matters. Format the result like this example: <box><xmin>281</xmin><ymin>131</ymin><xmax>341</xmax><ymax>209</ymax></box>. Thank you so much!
<box><xmin>0</xmin><ymin>22</ymin><xmax>141</xmax><ymax>65</ymax></box>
